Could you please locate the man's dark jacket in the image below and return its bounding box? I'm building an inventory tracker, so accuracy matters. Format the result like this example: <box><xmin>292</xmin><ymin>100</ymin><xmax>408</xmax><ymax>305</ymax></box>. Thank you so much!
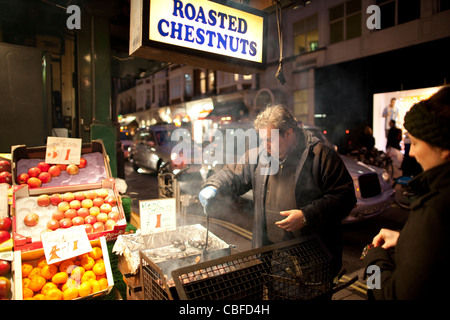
<box><xmin>204</xmin><ymin>129</ymin><xmax>356</xmax><ymax>275</ymax></box>
<box><xmin>363</xmin><ymin>161</ymin><xmax>450</xmax><ymax>299</ymax></box>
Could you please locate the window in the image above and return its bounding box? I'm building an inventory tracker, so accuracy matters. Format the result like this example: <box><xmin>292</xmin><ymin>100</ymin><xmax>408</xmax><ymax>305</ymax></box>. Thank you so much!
<box><xmin>185</xmin><ymin>73</ymin><xmax>192</xmax><ymax>97</ymax></box>
<box><xmin>438</xmin><ymin>0</ymin><xmax>450</xmax><ymax>12</ymax></box>
<box><xmin>329</xmin><ymin>0</ymin><xmax>361</xmax><ymax>44</ymax></box>
<box><xmin>200</xmin><ymin>71</ymin><xmax>207</xmax><ymax>94</ymax></box>
<box><xmin>293</xmin><ymin>14</ymin><xmax>319</xmax><ymax>55</ymax></box>
<box><xmin>294</xmin><ymin>89</ymin><xmax>308</xmax><ymax>124</ymax></box>
<box><xmin>376</xmin><ymin>0</ymin><xmax>420</xmax><ymax>29</ymax></box>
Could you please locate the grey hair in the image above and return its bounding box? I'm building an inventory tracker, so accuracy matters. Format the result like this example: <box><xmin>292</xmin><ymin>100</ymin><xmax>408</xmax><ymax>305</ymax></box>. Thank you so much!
<box><xmin>254</xmin><ymin>104</ymin><xmax>300</xmax><ymax>135</ymax></box>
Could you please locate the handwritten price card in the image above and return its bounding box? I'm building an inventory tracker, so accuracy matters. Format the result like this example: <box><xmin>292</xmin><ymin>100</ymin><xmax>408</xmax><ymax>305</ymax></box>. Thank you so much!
<box><xmin>41</xmin><ymin>226</ymin><xmax>92</xmax><ymax>265</ymax></box>
<box><xmin>140</xmin><ymin>198</ymin><xmax>176</xmax><ymax>235</ymax></box>
<box><xmin>45</xmin><ymin>137</ymin><xmax>82</xmax><ymax>165</ymax></box>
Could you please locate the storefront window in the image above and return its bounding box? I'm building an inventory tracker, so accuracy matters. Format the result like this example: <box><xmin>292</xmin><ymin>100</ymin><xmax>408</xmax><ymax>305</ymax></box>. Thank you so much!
<box><xmin>294</xmin><ymin>89</ymin><xmax>308</xmax><ymax>124</ymax></box>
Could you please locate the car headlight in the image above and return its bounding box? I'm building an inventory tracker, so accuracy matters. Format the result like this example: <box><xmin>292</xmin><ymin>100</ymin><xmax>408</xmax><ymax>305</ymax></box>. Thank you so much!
<box><xmin>382</xmin><ymin>170</ymin><xmax>390</xmax><ymax>182</ymax></box>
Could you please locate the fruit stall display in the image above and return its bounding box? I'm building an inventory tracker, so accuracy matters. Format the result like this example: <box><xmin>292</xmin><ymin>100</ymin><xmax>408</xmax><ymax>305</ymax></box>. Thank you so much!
<box><xmin>13</xmin><ymin>237</ymin><xmax>114</xmax><ymax>300</ymax></box>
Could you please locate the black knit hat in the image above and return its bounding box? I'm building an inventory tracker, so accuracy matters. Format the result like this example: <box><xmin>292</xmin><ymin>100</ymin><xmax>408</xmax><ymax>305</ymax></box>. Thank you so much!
<box><xmin>404</xmin><ymin>101</ymin><xmax>450</xmax><ymax>150</ymax></box>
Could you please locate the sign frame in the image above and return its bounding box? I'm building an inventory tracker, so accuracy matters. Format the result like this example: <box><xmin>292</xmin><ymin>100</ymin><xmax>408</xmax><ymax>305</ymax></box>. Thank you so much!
<box><xmin>130</xmin><ymin>0</ymin><xmax>268</xmax><ymax>74</ymax></box>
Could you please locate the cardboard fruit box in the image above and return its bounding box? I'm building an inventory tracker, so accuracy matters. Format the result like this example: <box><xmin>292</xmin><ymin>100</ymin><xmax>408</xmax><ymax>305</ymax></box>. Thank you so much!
<box><xmin>10</xmin><ymin>140</ymin><xmax>112</xmax><ymax>188</ymax></box>
<box><xmin>13</xmin><ymin>237</ymin><xmax>114</xmax><ymax>300</ymax></box>
<box><xmin>12</xmin><ymin>179</ymin><xmax>127</xmax><ymax>252</ymax></box>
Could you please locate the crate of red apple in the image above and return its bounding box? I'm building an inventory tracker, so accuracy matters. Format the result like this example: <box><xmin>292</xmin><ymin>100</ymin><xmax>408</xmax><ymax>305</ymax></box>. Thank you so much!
<box><xmin>12</xmin><ymin>180</ymin><xmax>127</xmax><ymax>251</ymax></box>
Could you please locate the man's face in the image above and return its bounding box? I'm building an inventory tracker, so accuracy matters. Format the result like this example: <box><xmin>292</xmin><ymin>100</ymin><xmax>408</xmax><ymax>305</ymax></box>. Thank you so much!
<box><xmin>259</xmin><ymin>126</ymin><xmax>291</xmax><ymax>159</ymax></box>
<box><xmin>390</xmin><ymin>99</ymin><xmax>396</xmax><ymax>107</ymax></box>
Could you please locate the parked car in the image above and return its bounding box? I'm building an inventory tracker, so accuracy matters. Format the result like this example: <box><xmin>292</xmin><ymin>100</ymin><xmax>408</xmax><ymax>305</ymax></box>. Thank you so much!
<box><xmin>201</xmin><ymin>122</ymin><xmax>394</xmax><ymax>223</ymax></box>
<box><xmin>129</xmin><ymin>124</ymin><xmax>201</xmax><ymax>174</ymax></box>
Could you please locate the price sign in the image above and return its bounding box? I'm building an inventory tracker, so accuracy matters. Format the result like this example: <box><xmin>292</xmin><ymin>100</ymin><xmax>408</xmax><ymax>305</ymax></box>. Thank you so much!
<box><xmin>41</xmin><ymin>226</ymin><xmax>92</xmax><ymax>265</ymax></box>
<box><xmin>139</xmin><ymin>198</ymin><xmax>176</xmax><ymax>235</ymax></box>
<box><xmin>45</xmin><ymin>137</ymin><xmax>82</xmax><ymax>165</ymax></box>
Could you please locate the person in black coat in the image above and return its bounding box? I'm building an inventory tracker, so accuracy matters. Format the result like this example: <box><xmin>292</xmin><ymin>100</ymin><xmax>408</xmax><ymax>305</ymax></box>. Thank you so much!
<box><xmin>363</xmin><ymin>86</ymin><xmax>450</xmax><ymax>300</ymax></box>
<box><xmin>199</xmin><ymin>105</ymin><xmax>356</xmax><ymax>278</ymax></box>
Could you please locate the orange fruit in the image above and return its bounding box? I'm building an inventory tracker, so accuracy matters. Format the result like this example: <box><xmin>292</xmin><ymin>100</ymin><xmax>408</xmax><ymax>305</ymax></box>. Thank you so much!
<box><xmin>80</xmin><ymin>256</ymin><xmax>95</xmax><ymax>270</ymax></box>
<box><xmin>63</xmin><ymin>287</ymin><xmax>79</xmax><ymax>300</ymax></box>
<box><xmin>46</xmin><ymin>288</ymin><xmax>63</xmax><ymax>300</ymax></box>
<box><xmin>92</xmin><ymin>262</ymin><xmax>105</xmax><ymax>276</ymax></box>
<box><xmin>78</xmin><ymin>281</ymin><xmax>91</xmax><ymax>297</ymax></box>
<box><xmin>51</xmin><ymin>271</ymin><xmax>68</xmax><ymax>284</ymax></box>
<box><xmin>62</xmin><ymin>277</ymin><xmax>80</xmax><ymax>291</ymax></box>
<box><xmin>88</xmin><ymin>279</ymin><xmax>101</xmax><ymax>294</ymax></box>
<box><xmin>22</xmin><ymin>263</ymin><xmax>33</xmax><ymax>278</ymax></box>
<box><xmin>70</xmin><ymin>266</ymin><xmax>85</xmax><ymax>281</ymax></box>
<box><xmin>98</xmin><ymin>278</ymin><xmax>108</xmax><ymax>290</ymax></box>
<box><xmin>59</xmin><ymin>259</ymin><xmax>75</xmax><ymax>273</ymax></box>
<box><xmin>33</xmin><ymin>294</ymin><xmax>46</xmax><ymax>300</ymax></box>
<box><xmin>37</xmin><ymin>256</ymin><xmax>48</xmax><ymax>268</ymax></box>
<box><xmin>27</xmin><ymin>267</ymin><xmax>42</xmax><ymax>279</ymax></box>
<box><xmin>41</xmin><ymin>264</ymin><xmax>58</xmax><ymax>280</ymax></box>
<box><xmin>22</xmin><ymin>278</ymin><xmax>31</xmax><ymax>288</ymax></box>
<box><xmin>81</xmin><ymin>270</ymin><xmax>96</xmax><ymax>283</ymax></box>
<box><xmin>23</xmin><ymin>287</ymin><xmax>34</xmax><ymax>299</ymax></box>
<box><xmin>28</xmin><ymin>276</ymin><xmax>46</xmax><ymax>292</ymax></box>
<box><xmin>41</xmin><ymin>282</ymin><xmax>58</xmax><ymax>295</ymax></box>
<box><xmin>88</xmin><ymin>247</ymin><xmax>103</xmax><ymax>260</ymax></box>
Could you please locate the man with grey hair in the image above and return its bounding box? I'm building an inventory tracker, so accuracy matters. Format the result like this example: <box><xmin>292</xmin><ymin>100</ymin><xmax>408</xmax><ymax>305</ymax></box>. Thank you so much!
<box><xmin>199</xmin><ymin>105</ymin><xmax>356</xmax><ymax>278</ymax></box>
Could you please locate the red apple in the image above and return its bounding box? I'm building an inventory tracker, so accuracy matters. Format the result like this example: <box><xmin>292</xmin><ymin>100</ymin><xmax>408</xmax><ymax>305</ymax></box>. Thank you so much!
<box><xmin>104</xmin><ymin>196</ymin><xmax>117</xmax><ymax>207</ymax></box>
<box><xmin>64</xmin><ymin>209</ymin><xmax>77</xmax><ymax>219</ymax></box>
<box><xmin>92</xmin><ymin>222</ymin><xmax>104</xmax><ymax>233</ymax></box>
<box><xmin>74</xmin><ymin>192</ymin><xmax>85</xmax><ymax>201</ymax></box>
<box><xmin>57</xmin><ymin>164</ymin><xmax>67</xmax><ymax>171</ymax></box>
<box><xmin>72</xmin><ymin>216</ymin><xmax>85</xmax><ymax>226</ymax></box>
<box><xmin>89</xmin><ymin>206</ymin><xmax>100</xmax><ymax>216</ymax></box>
<box><xmin>100</xmin><ymin>203</ymin><xmax>112</xmax><ymax>214</ymax></box>
<box><xmin>96</xmin><ymin>213</ymin><xmax>108</xmax><ymax>223</ymax></box>
<box><xmin>77</xmin><ymin>208</ymin><xmax>90</xmax><ymax>218</ymax></box>
<box><xmin>81</xmin><ymin>199</ymin><xmax>93</xmax><ymax>209</ymax></box>
<box><xmin>17</xmin><ymin>173</ymin><xmax>30</xmax><ymax>184</ymax></box>
<box><xmin>104</xmin><ymin>219</ymin><xmax>116</xmax><ymax>231</ymax></box>
<box><xmin>36</xmin><ymin>194</ymin><xmax>51</xmax><ymax>207</ymax></box>
<box><xmin>24</xmin><ymin>213</ymin><xmax>39</xmax><ymax>227</ymax></box>
<box><xmin>38</xmin><ymin>172</ymin><xmax>52</xmax><ymax>184</ymax></box>
<box><xmin>48</xmin><ymin>165</ymin><xmax>61</xmax><ymax>177</ymax></box>
<box><xmin>92</xmin><ymin>197</ymin><xmax>104</xmax><ymax>207</ymax></box>
<box><xmin>52</xmin><ymin>210</ymin><xmax>65</xmax><ymax>221</ymax></box>
<box><xmin>78</xmin><ymin>158</ymin><xmax>87</xmax><ymax>169</ymax></box>
<box><xmin>57</xmin><ymin>201</ymin><xmax>70</xmax><ymax>213</ymax></box>
<box><xmin>0</xmin><ymin>260</ymin><xmax>10</xmax><ymax>276</ymax></box>
<box><xmin>84</xmin><ymin>190</ymin><xmax>97</xmax><ymax>200</ymax></box>
<box><xmin>63</xmin><ymin>192</ymin><xmax>75</xmax><ymax>202</ymax></box>
<box><xmin>0</xmin><ymin>276</ymin><xmax>11</xmax><ymax>299</ymax></box>
<box><xmin>0</xmin><ymin>217</ymin><xmax>12</xmax><ymax>232</ymax></box>
<box><xmin>66</xmin><ymin>164</ymin><xmax>79</xmax><ymax>175</ymax></box>
<box><xmin>84</xmin><ymin>224</ymin><xmax>93</xmax><ymax>234</ymax></box>
<box><xmin>69</xmin><ymin>200</ymin><xmax>81</xmax><ymax>210</ymax></box>
<box><xmin>108</xmin><ymin>211</ymin><xmax>120</xmax><ymax>223</ymax></box>
<box><xmin>37</xmin><ymin>162</ymin><xmax>51</xmax><ymax>172</ymax></box>
<box><xmin>59</xmin><ymin>218</ymin><xmax>73</xmax><ymax>228</ymax></box>
<box><xmin>0</xmin><ymin>172</ymin><xmax>12</xmax><ymax>184</ymax></box>
<box><xmin>0</xmin><ymin>231</ymin><xmax>10</xmax><ymax>244</ymax></box>
<box><xmin>46</xmin><ymin>219</ymin><xmax>60</xmax><ymax>231</ymax></box>
<box><xmin>96</xmin><ymin>189</ymin><xmax>109</xmax><ymax>198</ymax></box>
<box><xmin>0</xmin><ymin>160</ymin><xmax>11</xmax><ymax>173</ymax></box>
<box><xmin>27</xmin><ymin>177</ymin><xmax>42</xmax><ymax>188</ymax></box>
<box><xmin>84</xmin><ymin>215</ymin><xmax>97</xmax><ymax>225</ymax></box>
<box><xmin>50</xmin><ymin>193</ymin><xmax>63</xmax><ymax>206</ymax></box>
<box><xmin>28</xmin><ymin>167</ymin><xmax>41</xmax><ymax>178</ymax></box>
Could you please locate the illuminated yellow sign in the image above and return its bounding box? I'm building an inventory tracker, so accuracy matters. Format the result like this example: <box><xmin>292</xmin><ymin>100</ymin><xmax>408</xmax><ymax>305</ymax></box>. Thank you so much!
<box><xmin>148</xmin><ymin>0</ymin><xmax>265</xmax><ymax>64</ymax></box>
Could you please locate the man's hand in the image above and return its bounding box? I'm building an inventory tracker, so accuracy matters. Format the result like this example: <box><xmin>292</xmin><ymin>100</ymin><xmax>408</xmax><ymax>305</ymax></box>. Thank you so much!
<box><xmin>275</xmin><ymin>209</ymin><xmax>306</xmax><ymax>232</ymax></box>
<box><xmin>198</xmin><ymin>186</ymin><xmax>218</xmax><ymax>213</ymax></box>
<box><xmin>372</xmin><ymin>228</ymin><xmax>400</xmax><ymax>249</ymax></box>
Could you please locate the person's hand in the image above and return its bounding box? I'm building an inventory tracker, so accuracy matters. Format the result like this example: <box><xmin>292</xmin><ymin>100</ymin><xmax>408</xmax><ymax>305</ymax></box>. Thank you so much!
<box><xmin>275</xmin><ymin>209</ymin><xmax>306</xmax><ymax>232</ymax></box>
<box><xmin>198</xmin><ymin>186</ymin><xmax>218</xmax><ymax>213</ymax></box>
<box><xmin>372</xmin><ymin>228</ymin><xmax>400</xmax><ymax>249</ymax></box>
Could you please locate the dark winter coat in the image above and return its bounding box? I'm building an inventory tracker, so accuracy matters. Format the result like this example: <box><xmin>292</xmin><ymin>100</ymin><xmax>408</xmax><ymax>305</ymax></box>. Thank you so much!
<box><xmin>204</xmin><ymin>129</ymin><xmax>356</xmax><ymax>276</ymax></box>
<box><xmin>363</xmin><ymin>161</ymin><xmax>450</xmax><ymax>299</ymax></box>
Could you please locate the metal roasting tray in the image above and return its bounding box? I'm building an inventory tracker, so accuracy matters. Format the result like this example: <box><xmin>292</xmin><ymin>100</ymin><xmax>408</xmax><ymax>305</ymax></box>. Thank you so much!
<box><xmin>171</xmin><ymin>235</ymin><xmax>333</xmax><ymax>300</ymax></box>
